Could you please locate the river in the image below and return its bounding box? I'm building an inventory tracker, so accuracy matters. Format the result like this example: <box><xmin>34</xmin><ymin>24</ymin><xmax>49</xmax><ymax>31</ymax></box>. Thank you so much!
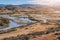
<box><xmin>0</xmin><ymin>14</ymin><xmax>36</xmax><ymax>30</ymax></box>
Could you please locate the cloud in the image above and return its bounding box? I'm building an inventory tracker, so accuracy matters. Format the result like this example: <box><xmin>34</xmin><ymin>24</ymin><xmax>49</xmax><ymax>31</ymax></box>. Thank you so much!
<box><xmin>27</xmin><ymin>0</ymin><xmax>60</xmax><ymax>6</ymax></box>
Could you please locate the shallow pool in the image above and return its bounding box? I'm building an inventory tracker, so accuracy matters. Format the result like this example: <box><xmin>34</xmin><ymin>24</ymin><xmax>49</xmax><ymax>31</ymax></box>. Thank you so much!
<box><xmin>0</xmin><ymin>14</ymin><xmax>37</xmax><ymax>30</ymax></box>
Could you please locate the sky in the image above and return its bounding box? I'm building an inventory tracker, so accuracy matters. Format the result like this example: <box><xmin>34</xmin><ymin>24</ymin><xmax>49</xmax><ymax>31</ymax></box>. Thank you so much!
<box><xmin>0</xmin><ymin>0</ymin><xmax>60</xmax><ymax>6</ymax></box>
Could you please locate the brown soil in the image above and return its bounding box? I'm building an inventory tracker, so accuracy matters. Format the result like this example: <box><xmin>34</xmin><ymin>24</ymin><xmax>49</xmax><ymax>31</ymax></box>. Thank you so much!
<box><xmin>0</xmin><ymin>22</ymin><xmax>58</xmax><ymax>40</ymax></box>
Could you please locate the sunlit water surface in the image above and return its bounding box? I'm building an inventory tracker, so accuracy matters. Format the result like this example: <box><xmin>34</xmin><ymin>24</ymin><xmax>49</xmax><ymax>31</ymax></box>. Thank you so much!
<box><xmin>0</xmin><ymin>14</ymin><xmax>36</xmax><ymax>30</ymax></box>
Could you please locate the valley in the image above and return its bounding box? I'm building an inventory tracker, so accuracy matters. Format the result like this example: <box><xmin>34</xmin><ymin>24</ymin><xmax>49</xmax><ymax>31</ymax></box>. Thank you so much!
<box><xmin>0</xmin><ymin>5</ymin><xmax>60</xmax><ymax>40</ymax></box>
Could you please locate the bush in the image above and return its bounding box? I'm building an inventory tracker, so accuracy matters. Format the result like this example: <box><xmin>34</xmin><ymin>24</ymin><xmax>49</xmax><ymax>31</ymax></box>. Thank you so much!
<box><xmin>0</xmin><ymin>18</ymin><xmax>9</xmax><ymax>27</ymax></box>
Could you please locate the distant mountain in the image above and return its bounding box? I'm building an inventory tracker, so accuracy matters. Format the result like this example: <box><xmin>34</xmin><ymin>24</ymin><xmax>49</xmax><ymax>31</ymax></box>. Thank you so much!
<box><xmin>19</xmin><ymin>4</ymin><xmax>46</xmax><ymax>8</ymax></box>
<box><xmin>0</xmin><ymin>4</ymin><xmax>47</xmax><ymax>8</ymax></box>
<box><xmin>0</xmin><ymin>4</ymin><xmax>8</xmax><ymax>6</ymax></box>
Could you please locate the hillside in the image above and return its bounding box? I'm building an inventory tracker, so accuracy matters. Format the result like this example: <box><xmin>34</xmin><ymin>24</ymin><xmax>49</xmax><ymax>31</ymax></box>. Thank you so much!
<box><xmin>0</xmin><ymin>4</ymin><xmax>60</xmax><ymax>40</ymax></box>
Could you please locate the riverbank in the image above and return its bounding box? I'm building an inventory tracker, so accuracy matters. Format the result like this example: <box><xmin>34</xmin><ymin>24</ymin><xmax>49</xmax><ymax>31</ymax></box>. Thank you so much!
<box><xmin>0</xmin><ymin>22</ymin><xmax>58</xmax><ymax>40</ymax></box>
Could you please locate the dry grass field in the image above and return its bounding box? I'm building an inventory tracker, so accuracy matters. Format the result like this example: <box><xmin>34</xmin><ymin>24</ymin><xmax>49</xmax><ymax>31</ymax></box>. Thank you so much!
<box><xmin>0</xmin><ymin>6</ymin><xmax>60</xmax><ymax>40</ymax></box>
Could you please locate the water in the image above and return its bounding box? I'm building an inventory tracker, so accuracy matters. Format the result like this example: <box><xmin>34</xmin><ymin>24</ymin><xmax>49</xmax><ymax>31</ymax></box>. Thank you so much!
<box><xmin>16</xmin><ymin>17</ymin><xmax>36</xmax><ymax>24</ymax></box>
<box><xmin>0</xmin><ymin>14</ymin><xmax>36</xmax><ymax>30</ymax></box>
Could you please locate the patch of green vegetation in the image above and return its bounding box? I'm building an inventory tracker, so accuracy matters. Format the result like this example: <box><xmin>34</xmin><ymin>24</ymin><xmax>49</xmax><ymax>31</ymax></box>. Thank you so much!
<box><xmin>0</xmin><ymin>18</ymin><xmax>9</xmax><ymax>27</ymax></box>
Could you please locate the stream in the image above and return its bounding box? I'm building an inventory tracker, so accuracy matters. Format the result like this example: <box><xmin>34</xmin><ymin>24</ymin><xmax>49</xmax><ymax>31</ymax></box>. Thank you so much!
<box><xmin>0</xmin><ymin>14</ymin><xmax>37</xmax><ymax>30</ymax></box>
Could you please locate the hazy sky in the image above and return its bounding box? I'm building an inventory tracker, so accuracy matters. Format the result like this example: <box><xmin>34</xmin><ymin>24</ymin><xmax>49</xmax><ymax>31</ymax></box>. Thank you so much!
<box><xmin>0</xmin><ymin>0</ymin><xmax>60</xmax><ymax>6</ymax></box>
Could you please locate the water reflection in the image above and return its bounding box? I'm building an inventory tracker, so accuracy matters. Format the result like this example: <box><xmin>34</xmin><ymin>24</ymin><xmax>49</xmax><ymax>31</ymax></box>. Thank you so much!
<box><xmin>16</xmin><ymin>17</ymin><xmax>36</xmax><ymax>24</ymax></box>
<box><xmin>0</xmin><ymin>20</ymin><xmax>27</xmax><ymax>30</ymax></box>
<box><xmin>0</xmin><ymin>14</ymin><xmax>36</xmax><ymax>30</ymax></box>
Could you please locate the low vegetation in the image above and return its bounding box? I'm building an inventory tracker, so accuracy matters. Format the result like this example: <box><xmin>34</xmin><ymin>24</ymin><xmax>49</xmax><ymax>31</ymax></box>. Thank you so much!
<box><xmin>0</xmin><ymin>18</ymin><xmax>9</xmax><ymax>27</ymax></box>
